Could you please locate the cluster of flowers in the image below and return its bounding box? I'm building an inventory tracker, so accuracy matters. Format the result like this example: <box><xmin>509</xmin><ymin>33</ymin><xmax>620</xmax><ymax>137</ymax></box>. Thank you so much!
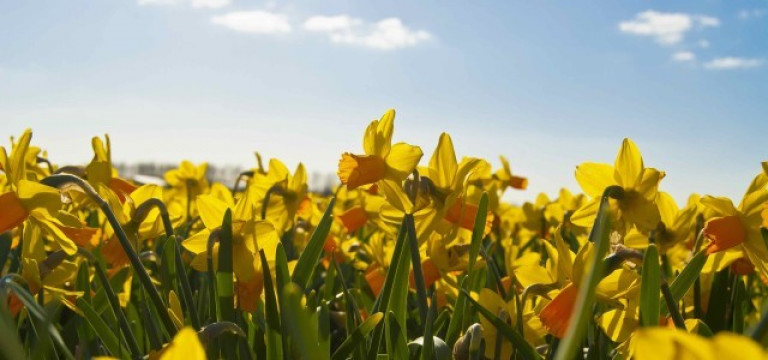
<box><xmin>2</xmin><ymin>109</ymin><xmax>768</xmax><ymax>359</ymax></box>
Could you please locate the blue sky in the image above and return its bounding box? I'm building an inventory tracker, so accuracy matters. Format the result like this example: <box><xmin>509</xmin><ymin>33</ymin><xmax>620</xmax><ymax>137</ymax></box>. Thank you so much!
<box><xmin>1</xmin><ymin>0</ymin><xmax>767</xmax><ymax>205</ymax></box>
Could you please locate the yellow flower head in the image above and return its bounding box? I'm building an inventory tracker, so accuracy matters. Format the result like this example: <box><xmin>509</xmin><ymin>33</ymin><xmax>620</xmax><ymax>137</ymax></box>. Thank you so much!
<box><xmin>571</xmin><ymin>138</ymin><xmax>664</xmax><ymax>233</ymax></box>
<box><xmin>337</xmin><ymin>109</ymin><xmax>423</xmax><ymax>190</ymax></box>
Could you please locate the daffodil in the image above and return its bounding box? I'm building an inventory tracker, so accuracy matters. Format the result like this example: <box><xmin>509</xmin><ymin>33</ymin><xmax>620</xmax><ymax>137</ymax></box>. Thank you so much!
<box><xmin>337</xmin><ymin>109</ymin><xmax>423</xmax><ymax>190</ymax></box>
<box><xmin>571</xmin><ymin>138</ymin><xmax>664</xmax><ymax>234</ymax></box>
<box><xmin>182</xmin><ymin>191</ymin><xmax>279</xmax><ymax>312</ymax></box>
<box><xmin>0</xmin><ymin>130</ymin><xmax>94</xmax><ymax>256</ymax></box>
<box><xmin>495</xmin><ymin>155</ymin><xmax>528</xmax><ymax>190</ymax></box>
<box><xmin>631</xmin><ymin>327</ymin><xmax>768</xmax><ymax>360</ymax></box>
<box><xmin>700</xmin><ymin>163</ymin><xmax>768</xmax><ymax>276</ymax></box>
<box><xmin>475</xmin><ymin>288</ymin><xmax>546</xmax><ymax>359</ymax></box>
<box><xmin>248</xmin><ymin>158</ymin><xmax>311</xmax><ymax>233</ymax></box>
<box><xmin>85</xmin><ymin>135</ymin><xmax>137</xmax><ymax>202</ymax></box>
<box><xmin>164</xmin><ymin>160</ymin><xmax>210</xmax><ymax>221</ymax></box>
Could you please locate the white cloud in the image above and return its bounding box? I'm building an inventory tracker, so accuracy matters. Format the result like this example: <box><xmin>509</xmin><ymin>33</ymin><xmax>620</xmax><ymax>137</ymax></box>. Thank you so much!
<box><xmin>738</xmin><ymin>9</ymin><xmax>766</xmax><ymax>19</ymax></box>
<box><xmin>138</xmin><ymin>0</ymin><xmax>229</xmax><ymax>8</ymax></box>
<box><xmin>191</xmin><ymin>0</ymin><xmax>229</xmax><ymax>9</ymax></box>
<box><xmin>698</xmin><ymin>40</ymin><xmax>710</xmax><ymax>48</ymax></box>
<box><xmin>303</xmin><ymin>15</ymin><xmax>362</xmax><ymax>32</ymax></box>
<box><xmin>211</xmin><ymin>11</ymin><xmax>291</xmax><ymax>34</ymax></box>
<box><xmin>138</xmin><ymin>0</ymin><xmax>179</xmax><ymax>5</ymax></box>
<box><xmin>303</xmin><ymin>15</ymin><xmax>431</xmax><ymax>50</ymax></box>
<box><xmin>619</xmin><ymin>10</ymin><xmax>719</xmax><ymax>45</ymax></box>
<box><xmin>672</xmin><ymin>51</ymin><xmax>695</xmax><ymax>62</ymax></box>
<box><xmin>704</xmin><ymin>57</ymin><xmax>764</xmax><ymax>69</ymax></box>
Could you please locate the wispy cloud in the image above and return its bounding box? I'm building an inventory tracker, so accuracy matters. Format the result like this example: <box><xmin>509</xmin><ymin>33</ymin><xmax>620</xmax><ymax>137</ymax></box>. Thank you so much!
<box><xmin>704</xmin><ymin>57</ymin><xmax>764</xmax><ymax>70</ymax></box>
<box><xmin>138</xmin><ymin>0</ymin><xmax>230</xmax><ymax>9</ymax></box>
<box><xmin>738</xmin><ymin>9</ymin><xmax>766</xmax><ymax>20</ymax></box>
<box><xmin>211</xmin><ymin>11</ymin><xmax>291</xmax><ymax>34</ymax></box>
<box><xmin>672</xmin><ymin>51</ymin><xmax>695</xmax><ymax>62</ymax></box>
<box><xmin>619</xmin><ymin>11</ymin><xmax>719</xmax><ymax>45</ymax></box>
<box><xmin>303</xmin><ymin>15</ymin><xmax>431</xmax><ymax>50</ymax></box>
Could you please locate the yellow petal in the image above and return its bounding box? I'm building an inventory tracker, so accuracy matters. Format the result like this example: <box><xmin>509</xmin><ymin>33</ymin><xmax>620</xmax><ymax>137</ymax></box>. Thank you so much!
<box><xmin>27</xmin><ymin>212</ymin><xmax>78</xmax><ymax>255</ymax></box>
<box><xmin>384</xmin><ymin>143</ymin><xmax>423</xmax><ymax>181</ymax></box>
<box><xmin>711</xmin><ymin>333</ymin><xmax>767</xmax><ymax>359</ymax></box>
<box><xmin>196</xmin><ymin>195</ymin><xmax>229</xmax><ymax>229</ymax></box>
<box><xmin>428</xmin><ymin>133</ymin><xmax>457</xmax><ymax>189</ymax></box>
<box><xmin>8</xmin><ymin>129</ymin><xmax>32</xmax><ymax>186</ymax></box>
<box><xmin>168</xmin><ymin>291</ymin><xmax>184</xmax><ymax>330</ymax></box>
<box><xmin>183</xmin><ymin>229</ymin><xmax>212</xmax><ymax>254</ymax></box>
<box><xmin>378</xmin><ymin>179</ymin><xmax>413</xmax><ymax>214</ymax></box>
<box><xmin>700</xmin><ymin>196</ymin><xmax>738</xmax><ymax>217</ymax></box>
<box><xmin>614</xmin><ymin>138</ymin><xmax>644</xmax><ymax>188</ymax></box>
<box><xmin>16</xmin><ymin>179</ymin><xmax>61</xmax><ymax>216</ymax></box>
<box><xmin>159</xmin><ymin>327</ymin><xmax>206</xmax><ymax>360</ymax></box>
<box><xmin>656</xmin><ymin>192</ymin><xmax>678</xmax><ymax>227</ymax></box>
<box><xmin>570</xmin><ymin>198</ymin><xmax>600</xmax><ymax>228</ymax></box>
<box><xmin>598</xmin><ymin>308</ymin><xmax>638</xmax><ymax>343</ymax></box>
<box><xmin>632</xmin><ymin>328</ymin><xmax>712</xmax><ymax>360</ymax></box>
<box><xmin>376</xmin><ymin>109</ymin><xmax>395</xmax><ymax>156</ymax></box>
<box><xmin>575</xmin><ymin>163</ymin><xmax>616</xmax><ymax>198</ymax></box>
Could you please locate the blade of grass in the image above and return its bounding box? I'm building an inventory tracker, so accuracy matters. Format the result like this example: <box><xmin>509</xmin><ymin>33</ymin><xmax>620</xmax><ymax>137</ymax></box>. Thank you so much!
<box><xmin>331</xmin><ymin>312</ymin><xmax>383</xmax><ymax>360</ymax></box>
<box><xmin>405</xmin><ymin>213</ymin><xmax>428</xmax><ymax>332</ymax></box>
<box><xmin>385</xmin><ymin>311</ymin><xmax>409</xmax><ymax>360</ymax></box>
<box><xmin>76</xmin><ymin>297</ymin><xmax>129</xmax><ymax>358</ymax></box>
<box><xmin>640</xmin><ymin>244</ymin><xmax>661</xmax><ymax>327</ymax></box>
<box><xmin>259</xmin><ymin>249</ymin><xmax>283</xmax><ymax>360</ymax></box>
<box><xmin>660</xmin><ymin>250</ymin><xmax>707</xmax><ymax>316</ymax></box>
<box><xmin>292</xmin><ymin>197</ymin><xmax>336</xmax><ymax>290</ymax></box>
<box><xmin>94</xmin><ymin>261</ymin><xmax>142</xmax><ymax>358</ymax></box>
<box><xmin>366</xmin><ymin>224</ymin><xmax>407</xmax><ymax>359</ymax></box>
<box><xmin>281</xmin><ymin>283</ymin><xmax>328</xmax><ymax>360</ymax></box>
<box><xmin>421</xmin><ymin>291</ymin><xmax>437</xmax><ymax>360</ymax></box>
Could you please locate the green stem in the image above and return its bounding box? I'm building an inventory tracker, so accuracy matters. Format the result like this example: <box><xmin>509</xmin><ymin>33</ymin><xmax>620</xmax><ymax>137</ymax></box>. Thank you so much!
<box><xmin>405</xmin><ymin>214</ymin><xmax>429</xmax><ymax>333</ymax></box>
<box><xmin>553</xmin><ymin>185</ymin><xmax>622</xmax><ymax>360</ymax></box>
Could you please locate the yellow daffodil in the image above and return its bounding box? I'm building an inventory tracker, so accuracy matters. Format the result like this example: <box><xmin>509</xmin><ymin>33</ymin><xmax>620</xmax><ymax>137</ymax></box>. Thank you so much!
<box><xmin>182</xmin><ymin>192</ymin><xmax>279</xmax><ymax>312</ymax></box>
<box><xmin>700</xmin><ymin>164</ymin><xmax>768</xmax><ymax>276</ymax></box>
<box><xmin>85</xmin><ymin>135</ymin><xmax>137</xmax><ymax>202</ymax></box>
<box><xmin>571</xmin><ymin>138</ymin><xmax>664</xmax><ymax>234</ymax></box>
<box><xmin>632</xmin><ymin>327</ymin><xmax>768</xmax><ymax>360</ymax></box>
<box><xmin>337</xmin><ymin>109</ymin><xmax>423</xmax><ymax>190</ymax></box>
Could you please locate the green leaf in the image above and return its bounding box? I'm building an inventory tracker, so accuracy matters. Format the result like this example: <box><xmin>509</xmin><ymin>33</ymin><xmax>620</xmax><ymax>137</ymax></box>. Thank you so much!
<box><xmin>421</xmin><ymin>291</ymin><xmax>437</xmax><ymax>360</ymax></box>
<box><xmin>462</xmin><ymin>289</ymin><xmax>541</xmax><ymax>360</ymax></box>
<box><xmin>367</xmin><ymin>224</ymin><xmax>408</xmax><ymax>358</ymax></box>
<box><xmin>661</xmin><ymin>250</ymin><xmax>707</xmax><ymax>315</ymax></box>
<box><xmin>405</xmin><ymin>214</ymin><xmax>429</xmax><ymax>331</ymax></box>
<box><xmin>387</xmin><ymin>221</ymin><xmax>412</xmax><ymax>347</ymax></box>
<box><xmin>94</xmin><ymin>261</ymin><xmax>141</xmax><ymax>356</ymax></box>
<box><xmin>331</xmin><ymin>312</ymin><xmax>383</xmax><ymax>360</ymax></box>
<box><xmin>0</xmin><ymin>304</ymin><xmax>25</xmax><ymax>360</ymax></box>
<box><xmin>259</xmin><ymin>249</ymin><xmax>283</xmax><ymax>360</ymax></box>
<box><xmin>292</xmin><ymin>197</ymin><xmax>336</xmax><ymax>290</ymax></box>
<box><xmin>76</xmin><ymin>297</ymin><xmax>129</xmax><ymax>358</ymax></box>
<box><xmin>640</xmin><ymin>244</ymin><xmax>661</xmax><ymax>327</ymax></box>
<box><xmin>0</xmin><ymin>232</ymin><xmax>11</xmax><ymax>271</ymax></box>
<box><xmin>705</xmin><ymin>268</ymin><xmax>730</xmax><ymax>333</ymax></box>
<box><xmin>444</xmin><ymin>276</ymin><xmax>469</xmax><ymax>348</ymax></box>
<box><xmin>281</xmin><ymin>283</ymin><xmax>328</xmax><ymax>360</ymax></box>
<box><xmin>385</xmin><ymin>311</ymin><xmax>409</xmax><ymax>360</ymax></box>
